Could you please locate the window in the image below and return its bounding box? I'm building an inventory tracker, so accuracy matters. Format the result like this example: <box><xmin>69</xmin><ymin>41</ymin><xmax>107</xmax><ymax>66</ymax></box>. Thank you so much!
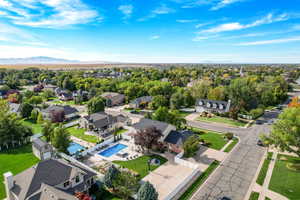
<box><xmin>75</xmin><ymin>176</ymin><xmax>80</xmax><ymax>183</ymax></box>
<box><xmin>63</xmin><ymin>181</ymin><xmax>70</xmax><ymax>188</ymax></box>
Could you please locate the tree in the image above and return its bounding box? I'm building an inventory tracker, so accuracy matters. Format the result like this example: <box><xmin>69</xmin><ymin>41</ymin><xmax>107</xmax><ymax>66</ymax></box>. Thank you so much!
<box><xmin>0</xmin><ymin>100</ymin><xmax>33</xmax><ymax>149</ymax></box>
<box><xmin>183</xmin><ymin>135</ymin><xmax>200</xmax><ymax>158</ymax></box>
<box><xmin>42</xmin><ymin>121</ymin><xmax>55</xmax><ymax>142</ymax></box>
<box><xmin>51</xmin><ymin>125</ymin><xmax>71</xmax><ymax>154</ymax></box>
<box><xmin>152</xmin><ymin>107</ymin><xmax>186</xmax><ymax>129</ymax></box>
<box><xmin>104</xmin><ymin>165</ymin><xmax>119</xmax><ymax>189</ymax></box>
<box><xmin>7</xmin><ymin>93</ymin><xmax>19</xmax><ymax>103</ymax></box>
<box><xmin>20</xmin><ymin>102</ymin><xmax>33</xmax><ymax>118</ymax></box>
<box><xmin>87</xmin><ymin>96</ymin><xmax>105</xmax><ymax>114</ymax></box>
<box><xmin>152</xmin><ymin>107</ymin><xmax>169</xmax><ymax>122</ymax></box>
<box><xmin>30</xmin><ymin>109</ymin><xmax>39</xmax><ymax>122</ymax></box>
<box><xmin>28</xmin><ymin>96</ymin><xmax>43</xmax><ymax>106</ymax></box>
<box><xmin>37</xmin><ymin>112</ymin><xmax>44</xmax><ymax>124</ymax></box>
<box><xmin>137</xmin><ymin>181</ymin><xmax>158</xmax><ymax>200</ymax></box>
<box><xmin>288</xmin><ymin>96</ymin><xmax>300</xmax><ymax>108</ymax></box>
<box><xmin>149</xmin><ymin>95</ymin><xmax>168</xmax><ymax>110</ymax></box>
<box><xmin>189</xmin><ymin>80</ymin><xmax>212</xmax><ymax>99</ymax></box>
<box><xmin>170</xmin><ymin>92</ymin><xmax>184</xmax><ymax>109</ymax></box>
<box><xmin>41</xmin><ymin>89</ymin><xmax>55</xmax><ymax>101</ymax></box>
<box><xmin>112</xmin><ymin>171</ymin><xmax>139</xmax><ymax>200</ymax></box>
<box><xmin>261</xmin><ymin>107</ymin><xmax>300</xmax><ymax>157</ymax></box>
<box><xmin>207</xmin><ymin>86</ymin><xmax>226</xmax><ymax>101</ymax></box>
<box><xmin>134</xmin><ymin>127</ymin><xmax>163</xmax><ymax>152</ymax></box>
<box><xmin>62</xmin><ymin>77</ymin><xmax>75</xmax><ymax>91</ymax></box>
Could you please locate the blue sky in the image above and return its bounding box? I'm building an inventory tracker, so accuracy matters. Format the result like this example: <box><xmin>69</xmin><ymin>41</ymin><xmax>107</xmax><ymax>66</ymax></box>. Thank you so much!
<box><xmin>0</xmin><ymin>0</ymin><xmax>300</xmax><ymax>63</ymax></box>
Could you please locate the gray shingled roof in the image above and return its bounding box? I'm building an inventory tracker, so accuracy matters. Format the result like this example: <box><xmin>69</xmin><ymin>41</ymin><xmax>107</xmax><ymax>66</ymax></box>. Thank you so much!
<box><xmin>11</xmin><ymin>159</ymin><xmax>96</xmax><ymax>200</ymax></box>
<box><xmin>164</xmin><ymin>130</ymin><xmax>194</xmax><ymax>146</ymax></box>
<box><xmin>32</xmin><ymin>138</ymin><xmax>48</xmax><ymax>151</ymax></box>
<box><xmin>132</xmin><ymin>118</ymin><xmax>170</xmax><ymax>133</ymax></box>
<box><xmin>43</xmin><ymin>105</ymin><xmax>78</xmax><ymax>115</ymax></box>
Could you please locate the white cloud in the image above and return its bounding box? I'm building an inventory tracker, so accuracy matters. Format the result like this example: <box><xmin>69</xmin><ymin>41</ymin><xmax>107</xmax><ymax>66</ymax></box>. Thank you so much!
<box><xmin>118</xmin><ymin>4</ymin><xmax>133</xmax><ymax>20</ymax></box>
<box><xmin>211</xmin><ymin>0</ymin><xmax>243</xmax><ymax>10</ymax></box>
<box><xmin>236</xmin><ymin>36</ymin><xmax>300</xmax><ymax>46</ymax></box>
<box><xmin>150</xmin><ymin>35</ymin><xmax>160</xmax><ymax>40</ymax></box>
<box><xmin>176</xmin><ymin>19</ymin><xmax>197</xmax><ymax>23</ymax></box>
<box><xmin>138</xmin><ymin>4</ymin><xmax>175</xmax><ymax>21</ymax></box>
<box><xmin>195</xmin><ymin>22</ymin><xmax>212</xmax><ymax>28</ymax></box>
<box><xmin>0</xmin><ymin>0</ymin><xmax>100</xmax><ymax>28</ymax></box>
<box><xmin>201</xmin><ymin>13</ymin><xmax>289</xmax><ymax>33</ymax></box>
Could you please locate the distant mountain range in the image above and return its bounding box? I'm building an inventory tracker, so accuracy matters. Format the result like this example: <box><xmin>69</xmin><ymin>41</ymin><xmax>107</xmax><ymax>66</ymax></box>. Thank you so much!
<box><xmin>0</xmin><ymin>56</ymin><xmax>82</xmax><ymax>64</ymax></box>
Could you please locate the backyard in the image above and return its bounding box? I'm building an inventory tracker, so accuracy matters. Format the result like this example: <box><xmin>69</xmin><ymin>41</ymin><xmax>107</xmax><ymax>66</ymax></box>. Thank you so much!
<box><xmin>21</xmin><ymin>119</ymin><xmax>43</xmax><ymax>134</ymax></box>
<box><xmin>269</xmin><ymin>154</ymin><xmax>300</xmax><ymax>200</ymax></box>
<box><xmin>113</xmin><ymin>154</ymin><xmax>168</xmax><ymax>179</ymax></box>
<box><xmin>196</xmin><ymin>116</ymin><xmax>247</xmax><ymax>127</ymax></box>
<box><xmin>67</xmin><ymin>126</ymin><xmax>100</xmax><ymax>143</ymax></box>
<box><xmin>114</xmin><ymin>128</ymin><xmax>127</xmax><ymax>135</ymax></box>
<box><xmin>189</xmin><ymin>127</ymin><xmax>228</xmax><ymax>150</ymax></box>
<box><xmin>0</xmin><ymin>144</ymin><xmax>39</xmax><ymax>199</ymax></box>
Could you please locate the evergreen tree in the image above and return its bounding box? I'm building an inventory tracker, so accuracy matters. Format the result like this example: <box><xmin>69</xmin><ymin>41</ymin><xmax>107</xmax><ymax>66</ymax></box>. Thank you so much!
<box><xmin>20</xmin><ymin>102</ymin><xmax>33</xmax><ymax>118</ymax></box>
<box><xmin>104</xmin><ymin>165</ymin><xmax>119</xmax><ymax>189</ymax></box>
<box><xmin>137</xmin><ymin>181</ymin><xmax>158</xmax><ymax>200</ymax></box>
<box><xmin>51</xmin><ymin>125</ymin><xmax>71</xmax><ymax>154</ymax></box>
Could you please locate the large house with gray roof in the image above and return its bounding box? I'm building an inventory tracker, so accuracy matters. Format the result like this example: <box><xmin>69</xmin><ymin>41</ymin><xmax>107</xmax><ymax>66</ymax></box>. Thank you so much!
<box><xmin>3</xmin><ymin>159</ymin><xmax>96</xmax><ymax>200</ymax></box>
<box><xmin>41</xmin><ymin>105</ymin><xmax>79</xmax><ymax>122</ymax></box>
<box><xmin>32</xmin><ymin>138</ymin><xmax>53</xmax><ymax>161</ymax></box>
<box><xmin>195</xmin><ymin>99</ymin><xmax>231</xmax><ymax>113</ymax></box>
<box><xmin>100</xmin><ymin>92</ymin><xmax>125</xmax><ymax>107</ymax></box>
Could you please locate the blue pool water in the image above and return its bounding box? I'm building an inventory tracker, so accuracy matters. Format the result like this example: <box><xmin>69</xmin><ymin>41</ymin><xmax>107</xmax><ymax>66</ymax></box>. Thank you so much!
<box><xmin>99</xmin><ymin>144</ymin><xmax>128</xmax><ymax>157</ymax></box>
<box><xmin>68</xmin><ymin>142</ymin><xmax>85</xmax><ymax>155</ymax></box>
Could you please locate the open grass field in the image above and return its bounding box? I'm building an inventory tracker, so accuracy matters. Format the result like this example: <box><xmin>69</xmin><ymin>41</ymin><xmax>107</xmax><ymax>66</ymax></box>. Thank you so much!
<box><xmin>0</xmin><ymin>144</ymin><xmax>39</xmax><ymax>199</ymax></box>
<box><xmin>179</xmin><ymin>161</ymin><xmax>219</xmax><ymax>200</ymax></box>
<box><xmin>113</xmin><ymin>155</ymin><xmax>167</xmax><ymax>179</ymax></box>
<box><xmin>189</xmin><ymin>127</ymin><xmax>228</xmax><ymax>150</ymax></box>
<box><xmin>21</xmin><ymin>119</ymin><xmax>43</xmax><ymax>134</ymax></box>
<box><xmin>269</xmin><ymin>154</ymin><xmax>300</xmax><ymax>200</ymax></box>
<box><xmin>256</xmin><ymin>152</ymin><xmax>273</xmax><ymax>185</ymax></box>
<box><xmin>197</xmin><ymin>116</ymin><xmax>247</xmax><ymax>127</ymax></box>
<box><xmin>67</xmin><ymin>127</ymin><xmax>99</xmax><ymax>143</ymax></box>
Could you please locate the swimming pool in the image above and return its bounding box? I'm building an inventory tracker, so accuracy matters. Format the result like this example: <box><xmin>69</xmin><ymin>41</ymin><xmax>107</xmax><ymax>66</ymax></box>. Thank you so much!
<box><xmin>68</xmin><ymin>142</ymin><xmax>85</xmax><ymax>155</ymax></box>
<box><xmin>99</xmin><ymin>143</ymin><xmax>128</xmax><ymax>157</ymax></box>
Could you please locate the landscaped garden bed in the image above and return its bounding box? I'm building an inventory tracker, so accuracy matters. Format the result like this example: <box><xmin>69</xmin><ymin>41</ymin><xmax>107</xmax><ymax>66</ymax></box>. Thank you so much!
<box><xmin>113</xmin><ymin>154</ymin><xmax>167</xmax><ymax>179</ymax></box>
<box><xmin>0</xmin><ymin>144</ymin><xmax>39</xmax><ymax>199</ymax></box>
<box><xmin>269</xmin><ymin>154</ymin><xmax>300</xmax><ymax>200</ymax></box>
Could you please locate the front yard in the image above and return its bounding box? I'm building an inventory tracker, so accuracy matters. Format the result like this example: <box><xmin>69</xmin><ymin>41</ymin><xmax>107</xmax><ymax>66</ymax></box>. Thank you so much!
<box><xmin>21</xmin><ymin>119</ymin><xmax>43</xmax><ymax>134</ymax></box>
<box><xmin>196</xmin><ymin>116</ymin><xmax>247</xmax><ymax>127</ymax></box>
<box><xmin>269</xmin><ymin>154</ymin><xmax>300</xmax><ymax>200</ymax></box>
<box><xmin>113</xmin><ymin>155</ymin><xmax>167</xmax><ymax>179</ymax></box>
<box><xmin>0</xmin><ymin>144</ymin><xmax>39</xmax><ymax>199</ymax></box>
<box><xmin>189</xmin><ymin>127</ymin><xmax>228</xmax><ymax>150</ymax></box>
<box><xmin>67</xmin><ymin>127</ymin><xmax>100</xmax><ymax>143</ymax></box>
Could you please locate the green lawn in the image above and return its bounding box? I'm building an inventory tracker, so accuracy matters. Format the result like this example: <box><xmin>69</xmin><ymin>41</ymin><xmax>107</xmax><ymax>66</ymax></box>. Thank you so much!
<box><xmin>52</xmin><ymin>100</ymin><xmax>76</xmax><ymax>105</ymax></box>
<box><xmin>67</xmin><ymin>127</ymin><xmax>99</xmax><ymax>143</ymax></box>
<box><xmin>265</xmin><ymin>197</ymin><xmax>271</xmax><ymax>200</ymax></box>
<box><xmin>21</xmin><ymin>119</ymin><xmax>43</xmax><ymax>134</ymax></box>
<box><xmin>249</xmin><ymin>191</ymin><xmax>260</xmax><ymax>200</ymax></box>
<box><xmin>178</xmin><ymin>111</ymin><xmax>191</xmax><ymax>118</ymax></box>
<box><xmin>113</xmin><ymin>155</ymin><xmax>167</xmax><ymax>179</ymax></box>
<box><xmin>179</xmin><ymin>161</ymin><xmax>219</xmax><ymax>200</ymax></box>
<box><xmin>189</xmin><ymin>127</ymin><xmax>228</xmax><ymax>150</ymax></box>
<box><xmin>256</xmin><ymin>152</ymin><xmax>273</xmax><ymax>185</ymax></box>
<box><xmin>0</xmin><ymin>145</ymin><xmax>39</xmax><ymax>199</ymax></box>
<box><xmin>223</xmin><ymin>137</ymin><xmax>239</xmax><ymax>153</ymax></box>
<box><xmin>197</xmin><ymin>116</ymin><xmax>247</xmax><ymax>127</ymax></box>
<box><xmin>269</xmin><ymin>154</ymin><xmax>300</xmax><ymax>200</ymax></box>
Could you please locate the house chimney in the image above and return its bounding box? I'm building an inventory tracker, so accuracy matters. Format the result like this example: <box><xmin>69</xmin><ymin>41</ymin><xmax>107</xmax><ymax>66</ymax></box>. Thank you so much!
<box><xmin>3</xmin><ymin>172</ymin><xmax>14</xmax><ymax>200</ymax></box>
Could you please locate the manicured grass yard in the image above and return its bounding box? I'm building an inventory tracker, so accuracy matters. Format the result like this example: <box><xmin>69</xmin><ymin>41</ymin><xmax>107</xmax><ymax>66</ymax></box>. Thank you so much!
<box><xmin>178</xmin><ymin>111</ymin><xmax>191</xmax><ymax>118</ymax></box>
<box><xmin>223</xmin><ymin>137</ymin><xmax>239</xmax><ymax>153</ymax></box>
<box><xmin>269</xmin><ymin>154</ymin><xmax>300</xmax><ymax>200</ymax></box>
<box><xmin>256</xmin><ymin>152</ymin><xmax>273</xmax><ymax>185</ymax></box>
<box><xmin>179</xmin><ymin>161</ymin><xmax>219</xmax><ymax>200</ymax></box>
<box><xmin>197</xmin><ymin>116</ymin><xmax>247</xmax><ymax>127</ymax></box>
<box><xmin>189</xmin><ymin>127</ymin><xmax>228</xmax><ymax>150</ymax></box>
<box><xmin>113</xmin><ymin>155</ymin><xmax>167</xmax><ymax>179</ymax></box>
<box><xmin>21</xmin><ymin>119</ymin><xmax>43</xmax><ymax>134</ymax></box>
<box><xmin>0</xmin><ymin>145</ymin><xmax>39</xmax><ymax>199</ymax></box>
<box><xmin>67</xmin><ymin>127</ymin><xmax>99</xmax><ymax>143</ymax></box>
<box><xmin>249</xmin><ymin>191</ymin><xmax>260</xmax><ymax>200</ymax></box>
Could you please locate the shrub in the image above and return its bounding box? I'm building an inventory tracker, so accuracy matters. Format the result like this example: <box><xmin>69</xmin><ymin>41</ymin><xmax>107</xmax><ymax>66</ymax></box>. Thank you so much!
<box><xmin>250</xmin><ymin>108</ymin><xmax>264</xmax><ymax>119</ymax></box>
<box><xmin>225</xmin><ymin>132</ymin><xmax>234</xmax><ymax>140</ymax></box>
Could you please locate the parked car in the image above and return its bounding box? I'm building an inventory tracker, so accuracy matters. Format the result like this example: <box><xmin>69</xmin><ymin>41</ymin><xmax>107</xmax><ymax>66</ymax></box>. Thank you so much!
<box><xmin>256</xmin><ymin>120</ymin><xmax>264</xmax><ymax>125</ymax></box>
<box><xmin>257</xmin><ymin>139</ymin><xmax>264</xmax><ymax>146</ymax></box>
<box><xmin>218</xmin><ymin>197</ymin><xmax>231</xmax><ymax>200</ymax></box>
